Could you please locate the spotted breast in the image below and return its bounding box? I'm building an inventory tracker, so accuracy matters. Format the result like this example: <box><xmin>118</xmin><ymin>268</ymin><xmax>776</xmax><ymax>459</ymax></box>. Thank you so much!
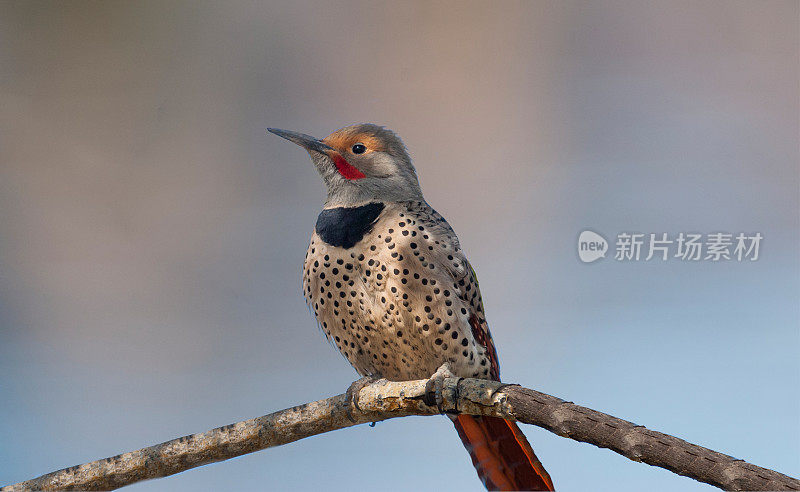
<box><xmin>302</xmin><ymin>200</ymin><xmax>496</xmax><ymax>381</ymax></box>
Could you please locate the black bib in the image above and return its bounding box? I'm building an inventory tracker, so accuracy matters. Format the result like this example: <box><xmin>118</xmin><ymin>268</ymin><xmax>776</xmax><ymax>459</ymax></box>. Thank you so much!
<box><xmin>315</xmin><ymin>202</ymin><xmax>385</xmax><ymax>249</ymax></box>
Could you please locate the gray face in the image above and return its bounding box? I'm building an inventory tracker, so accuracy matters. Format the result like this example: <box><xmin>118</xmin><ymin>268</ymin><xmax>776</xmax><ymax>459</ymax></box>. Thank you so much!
<box><xmin>268</xmin><ymin>124</ymin><xmax>424</xmax><ymax>207</ymax></box>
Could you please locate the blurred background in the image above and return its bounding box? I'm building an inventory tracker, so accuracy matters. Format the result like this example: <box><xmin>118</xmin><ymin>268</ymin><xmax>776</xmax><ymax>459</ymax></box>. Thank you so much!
<box><xmin>1</xmin><ymin>1</ymin><xmax>797</xmax><ymax>490</ymax></box>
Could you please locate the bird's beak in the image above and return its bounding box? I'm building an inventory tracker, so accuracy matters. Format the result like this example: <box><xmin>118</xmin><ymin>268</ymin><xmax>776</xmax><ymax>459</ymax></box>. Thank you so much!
<box><xmin>267</xmin><ymin>128</ymin><xmax>334</xmax><ymax>154</ymax></box>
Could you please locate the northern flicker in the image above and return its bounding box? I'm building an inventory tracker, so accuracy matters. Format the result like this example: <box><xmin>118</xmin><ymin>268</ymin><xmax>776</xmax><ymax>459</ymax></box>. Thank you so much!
<box><xmin>268</xmin><ymin>124</ymin><xmax>554</xmax><ymax>491</ymax></box>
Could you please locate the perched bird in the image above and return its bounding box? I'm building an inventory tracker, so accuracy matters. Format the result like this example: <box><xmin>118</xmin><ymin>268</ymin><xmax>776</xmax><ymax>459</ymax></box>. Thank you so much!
<box><xmin>268</xmin><ymin>124</ymin><xmax>553</xmax><ymax>491</ymax></box>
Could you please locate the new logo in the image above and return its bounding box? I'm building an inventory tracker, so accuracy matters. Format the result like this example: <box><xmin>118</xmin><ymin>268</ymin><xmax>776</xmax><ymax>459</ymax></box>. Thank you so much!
<box><xmin>578</xmin><ymin>230</ymin><xmax>608</xmax><ymax>263</ymax></box>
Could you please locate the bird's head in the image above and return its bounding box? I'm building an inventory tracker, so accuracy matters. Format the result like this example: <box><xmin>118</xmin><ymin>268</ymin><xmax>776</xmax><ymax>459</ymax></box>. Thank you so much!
<box><xmin>268</xmin><ymin>124</ymin><xmax>423</xmax><ymax>207</ymax></box>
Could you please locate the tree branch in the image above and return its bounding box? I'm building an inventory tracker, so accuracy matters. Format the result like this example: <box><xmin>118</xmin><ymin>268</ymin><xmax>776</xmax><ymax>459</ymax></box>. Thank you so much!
<box><xmin>2</xmin><ymin>378</ymin><xmax>797</xmax><ymax>491</ymax></box>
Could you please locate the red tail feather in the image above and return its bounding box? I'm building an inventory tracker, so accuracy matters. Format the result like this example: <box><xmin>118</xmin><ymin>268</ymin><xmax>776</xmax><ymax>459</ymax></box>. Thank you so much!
<box><xmin>452</xmin><ymin>415</ymin><xmax>554</xmax><ymax>491</ymax></box>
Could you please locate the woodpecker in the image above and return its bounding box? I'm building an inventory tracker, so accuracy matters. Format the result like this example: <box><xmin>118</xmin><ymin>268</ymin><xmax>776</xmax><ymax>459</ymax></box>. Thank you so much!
<box><xmin>268</xmin><ymin>124</ymin><xmax>554</xmax><ymax>491</ymax></box>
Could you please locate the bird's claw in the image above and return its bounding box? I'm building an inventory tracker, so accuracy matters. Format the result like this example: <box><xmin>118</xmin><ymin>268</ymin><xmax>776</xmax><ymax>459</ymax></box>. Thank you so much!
<box><xmin>345</xmin><ymin>375</ymin><xmax>380</xmax><ymax>422</ymax></box>
<box><xmin>424</xmin><ymin>363</ymin><xmax>458</xmax><ymax>413</ymax></box>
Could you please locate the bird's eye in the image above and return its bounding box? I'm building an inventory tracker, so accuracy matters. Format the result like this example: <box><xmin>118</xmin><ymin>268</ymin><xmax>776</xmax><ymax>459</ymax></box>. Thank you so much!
<box><xmin>351</xmin><ymin>143</ymin><xmax>366</xmax><ymax>154</ymax></box>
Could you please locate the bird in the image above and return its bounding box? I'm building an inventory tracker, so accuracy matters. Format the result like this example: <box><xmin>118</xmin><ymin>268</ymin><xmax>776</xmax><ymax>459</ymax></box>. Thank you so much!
<box><xmin>268</xmin><ymin>124</ymin><xmax>554</xmax><ymax>491</ymax></box>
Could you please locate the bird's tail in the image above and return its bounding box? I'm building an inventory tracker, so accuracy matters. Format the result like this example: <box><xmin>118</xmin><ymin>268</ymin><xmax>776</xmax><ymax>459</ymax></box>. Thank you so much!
<box><xmin>451</xmin><ymin>415</ymin><xmax>554</xmax><ymax>491</ymax></box>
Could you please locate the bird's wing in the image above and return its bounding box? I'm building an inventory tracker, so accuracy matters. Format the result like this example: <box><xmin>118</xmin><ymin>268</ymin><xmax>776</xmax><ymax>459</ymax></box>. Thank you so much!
<box><xmin>403</xmin><ymin>201</ymin><xmax>501</xmax><ymax>380</ymax></box>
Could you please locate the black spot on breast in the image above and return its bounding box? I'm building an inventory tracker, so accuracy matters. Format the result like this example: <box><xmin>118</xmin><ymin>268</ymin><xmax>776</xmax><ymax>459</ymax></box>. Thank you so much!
<box><xmin>315</xmin><ymin>202</ymin><xmax>385</xmax><ymax>249</ymax></box>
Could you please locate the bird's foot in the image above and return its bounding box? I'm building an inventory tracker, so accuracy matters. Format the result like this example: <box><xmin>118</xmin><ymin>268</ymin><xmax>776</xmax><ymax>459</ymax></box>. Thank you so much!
<box><xmin>424</xmin><ymin>363</ymin><xmax>458</xmax><ymax>413</ymax></box>
<box><xmin>345</xmin><ymin>374</ymin><xmax>381</xmax><ymax>422</ymax></box>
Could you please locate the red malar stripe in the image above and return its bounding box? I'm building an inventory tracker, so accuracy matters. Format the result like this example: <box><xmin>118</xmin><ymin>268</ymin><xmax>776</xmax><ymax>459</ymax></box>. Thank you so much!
<box><xmin>332</xmin><ymin>155</ymin><xmax>366</xmax><ymax>180</ymax></box>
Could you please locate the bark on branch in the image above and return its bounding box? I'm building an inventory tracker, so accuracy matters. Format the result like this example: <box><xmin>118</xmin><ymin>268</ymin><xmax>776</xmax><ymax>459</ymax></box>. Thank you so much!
<box><xmin>3</xmin><ymin>378</ymin><xmax>798</xmax><ymax>491</ymax></box>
